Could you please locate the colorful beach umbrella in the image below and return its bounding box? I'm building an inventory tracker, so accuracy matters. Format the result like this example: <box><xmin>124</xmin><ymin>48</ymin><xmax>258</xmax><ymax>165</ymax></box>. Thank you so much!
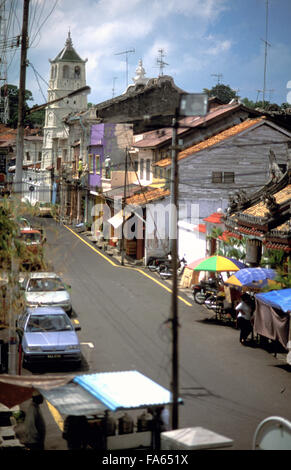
<box><xmin>193</xmin><ymin>255</ymin><xmax>246</xmax><ymax>272</ymax></box>
<box><xmin>225</xmin><ymin>267</ymin><xmax>277</xmax><ymax>288</ymax></box>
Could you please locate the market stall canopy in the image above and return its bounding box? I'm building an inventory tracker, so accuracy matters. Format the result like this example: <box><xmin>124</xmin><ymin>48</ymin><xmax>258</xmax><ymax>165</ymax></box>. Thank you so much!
<box><xmin>39</xmin><ymin>383</ymin><xmax>106</xmax><ymax>416</ymax></box>
<box><xmin>225</xmin><ymin>268</ymin><xmax>277</xmax><ymax>288</ymax></box>
<box><xmin>256</xmin><ymin>289</ymin><xmax>291</xmax><ymax>313</ymax></box>
<box><xmin>74</xmin><ymin>370</ymin><xmax>183</xmax><ymax>411</ymax></box>
<box><xmin>193</xmin><ymin>255</ymin><xmax>246</xmax><ymax>272</ymax></box>
<box><xmin>0</xmin><ymin>374</ymin><xmax>74</xmax><ymax>408</ymax></box>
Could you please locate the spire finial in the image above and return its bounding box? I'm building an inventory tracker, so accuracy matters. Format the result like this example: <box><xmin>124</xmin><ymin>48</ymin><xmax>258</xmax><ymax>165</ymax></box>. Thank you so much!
<box><xmin>66</xmin><ymin>29</ymin><xmax>73</xmax><ymax>48</ymax></box>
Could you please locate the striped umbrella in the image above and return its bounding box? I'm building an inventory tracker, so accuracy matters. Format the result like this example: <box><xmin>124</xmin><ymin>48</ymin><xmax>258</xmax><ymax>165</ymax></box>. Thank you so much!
<box><xmin>193</xmin><ymin>255</ymin><xmax>246</xmax><ymax>272</ymax></box>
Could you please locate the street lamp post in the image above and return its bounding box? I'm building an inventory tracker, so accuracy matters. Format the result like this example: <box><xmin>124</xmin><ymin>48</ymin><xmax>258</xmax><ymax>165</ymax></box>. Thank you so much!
<box><xmin>170</xmin><ymin>93</ymin><xmax>208</xmax><ymax>430</ymax></box>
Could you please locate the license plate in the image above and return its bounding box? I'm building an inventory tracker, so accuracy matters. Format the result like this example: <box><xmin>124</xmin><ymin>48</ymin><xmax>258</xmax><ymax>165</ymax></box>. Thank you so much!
<box><xmin>47</xmin><ymin>354</ymin><xmax>61</xmax><ymax>358</ymax></box>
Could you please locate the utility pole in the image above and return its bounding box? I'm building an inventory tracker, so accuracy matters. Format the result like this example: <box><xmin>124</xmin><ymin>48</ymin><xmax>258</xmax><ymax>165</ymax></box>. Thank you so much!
<box><xmin>121</xmin><ymin>148</ymin><xmax>128</xmax><ymax>266</ymax></box>
<box><xmin>14</xmin><ymin>0</ymin><xmax>30</xmax><ymax>197</ymax></box>
<box><xmin>170</xmin><ymin>108</ymin><xmax>179</xmax><ymax>429</ymax></box>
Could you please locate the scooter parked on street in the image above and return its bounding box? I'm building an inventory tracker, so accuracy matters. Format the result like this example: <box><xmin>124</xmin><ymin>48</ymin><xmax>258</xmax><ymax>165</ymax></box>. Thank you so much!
<box><xmin>147</xmin><ymin>253</ymin><xmax>172</xmax><ymax>272</ymax></box>
<box><xmin>192</xmin><ymin>278</ymin><xmax>219</xmax><ymax>305</ymax></box>
<box><xmin>159</xmin><ymin>256</ymin><xmax>187</xmax><ymax>280</ymax></box>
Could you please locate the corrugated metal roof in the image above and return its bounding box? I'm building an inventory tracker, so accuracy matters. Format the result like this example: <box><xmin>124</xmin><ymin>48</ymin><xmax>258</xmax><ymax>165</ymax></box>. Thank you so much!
<box><xmin>74</xmin><ymin>370</ymin><xmax>179</xmax><ymax>411</ymax></box>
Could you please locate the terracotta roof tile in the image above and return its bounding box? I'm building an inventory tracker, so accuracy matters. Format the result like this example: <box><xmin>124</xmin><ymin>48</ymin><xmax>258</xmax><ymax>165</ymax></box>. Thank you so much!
<box><xmin>126</xmin><ymin>187</ymin><xmax>170</xmax><ymax>206</ymax></box>
<box><xmin>154</xmin><ymin>117</ymin><xmax>264</xmax><ymax>168</ymax></box>
<box><xmin>243</xmin><ymin>184</ymin><xmax>291</xmax><ymax>217</ymax></box>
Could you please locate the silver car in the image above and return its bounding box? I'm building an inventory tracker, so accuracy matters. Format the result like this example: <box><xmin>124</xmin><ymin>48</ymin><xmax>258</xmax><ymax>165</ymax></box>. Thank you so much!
<box><xmin>18</xmin><ymin>307</ymin><xmax>81</xmax><ymax>366</ymax></box>
<box><xmin>22</xmin><ymin>272</ymin><xmax>72</xmax><ymax>315</ymax></box>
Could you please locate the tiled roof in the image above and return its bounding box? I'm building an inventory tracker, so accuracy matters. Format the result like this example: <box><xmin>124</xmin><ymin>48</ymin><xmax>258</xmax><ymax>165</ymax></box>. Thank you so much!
<box><xmin>203</xmin><ymin>212</ymin><xmax>224</xmax><ymax>224</ymax></box>
<box><xmin>126</xmin><ymin>187</ymin><xmax>170</xmax><ymax>206</ymax></box>
<box><xmin>242</xmin><ymin>184</ymin><xmax>291</xmax><ymax>217</ymax></box>
<box><xmin>154</xmin><ymin>117</ymin><xmax>264</xmax><ymax>168</ymax></box>
<box><xmin>133</xmin><ymin>102</ymin><xmax>242</xmax><ymax>149</ymax></box>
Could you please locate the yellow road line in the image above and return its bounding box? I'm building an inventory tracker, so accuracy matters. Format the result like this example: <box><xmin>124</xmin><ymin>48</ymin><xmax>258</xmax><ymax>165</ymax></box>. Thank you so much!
<box><xmin>46</xmin><ymin>400</ymin><xmax>64</xmax><ymax>432</ymax></box>
<box><xmin>64</xmin><ymin>224</ymin><xmax>192</xmax><ymax>307</ymax></box>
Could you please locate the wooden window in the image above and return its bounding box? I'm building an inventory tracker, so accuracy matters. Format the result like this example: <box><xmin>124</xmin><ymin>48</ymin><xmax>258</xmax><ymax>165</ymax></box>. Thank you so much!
<box><xmin>89</xmin><ymin>154</ymin><xmax>94</xmax><ymax>173</ymax></box>
<box><xmin>212</xmin><ymin>171</ymin><xmax>222</xmax><ymax>183</ymax></box>
<box><xmin>146</xmin><ymin>159</ymin><xmax>151</xmax><ymax>180</ymax></box>
<box><xmin>140</xmin><ymin>158</ymin><xmax>144</xmax><ymax>179</ymax></box>
<box><xmin>95</xmin><ymin>155</ymin><xmax>100</xmax><ymax>174</ymax></box>
<box><xmin>223</xmin><ymin>172</ymin><xmax>235</xmax><ymax>183</ymax></box>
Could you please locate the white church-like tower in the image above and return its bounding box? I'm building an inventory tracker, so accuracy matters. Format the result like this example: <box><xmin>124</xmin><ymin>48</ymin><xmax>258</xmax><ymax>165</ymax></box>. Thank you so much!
<box><xmin>42</xmin><ymin>32</ymin><xmax>88</xmax><ymax>169</ymax></box>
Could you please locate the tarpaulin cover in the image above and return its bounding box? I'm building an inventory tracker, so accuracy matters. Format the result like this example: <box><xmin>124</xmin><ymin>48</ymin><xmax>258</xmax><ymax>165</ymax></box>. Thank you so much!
<box><xmin>74</xmin><ymin>370</ymin><xmax>182</xmax><ymax>411</ymax></box>
<box><xmin>40</xmin><ymin>383</ymin><xmax>106</xmax><ymax>416</ymax></box>
<box><xmin>254</xmin><ymin>298</ymin><xmax>289</xmax><ymax>349</ymax></box>
<box><xmin>0</xmin><ymin>374</ymin><xmax>74</xmax><ymax>408</ymax></box>
<box><xmin>256</xmin><ymin>289</ymin><xmax>291</xmax><ymax>313</ymax></box>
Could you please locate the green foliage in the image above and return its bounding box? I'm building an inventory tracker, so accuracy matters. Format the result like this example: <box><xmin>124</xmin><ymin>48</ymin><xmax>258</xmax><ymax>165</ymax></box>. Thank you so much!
<box><xmin>261</xmin><ymin>248</ymin><xmax>285</xmax><ymax>268</ymax></box>
<box><xmin>208</xmin><ymin>227</ymin><xmax>246</xmax><ymax>261</ymax></box>
<box><xmin>1</xmin><ymin>84</ymin><xmax>44</xmax><ymax>128</ymax></box>
<box><xmin>203</xmin><ymin>84</ymin><xmax>238</xmax><ymax>104</ymax></box>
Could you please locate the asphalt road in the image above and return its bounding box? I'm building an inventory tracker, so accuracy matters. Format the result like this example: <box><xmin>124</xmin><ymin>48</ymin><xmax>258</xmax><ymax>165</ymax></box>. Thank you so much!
<box><xmin>25</xmin><ymin>218</ymin><xmax>291</xmax><ymax>450</ymax></box>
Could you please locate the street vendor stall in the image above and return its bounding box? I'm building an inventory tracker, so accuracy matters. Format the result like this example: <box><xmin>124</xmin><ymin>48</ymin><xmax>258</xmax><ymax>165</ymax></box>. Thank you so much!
<box><xmin>254</xmin><ymin>289</ymin><xmax>291</xmax><ymax>363</ymax></box>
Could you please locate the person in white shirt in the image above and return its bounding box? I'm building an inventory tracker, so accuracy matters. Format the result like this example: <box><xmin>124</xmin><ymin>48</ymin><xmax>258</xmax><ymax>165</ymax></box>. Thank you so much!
<box><xmin>235</xmin><ymin>293</ymin><xmax>254</xmax><ymax>344</ymax></box>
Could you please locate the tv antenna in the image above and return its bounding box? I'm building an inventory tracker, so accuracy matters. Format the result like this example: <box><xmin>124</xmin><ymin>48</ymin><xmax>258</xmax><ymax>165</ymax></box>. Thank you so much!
<box><xmin>211</xmin><ymin>73</ymin><xmax>223</xmax><ymax>84</ymax></box>
<box><xmin>112</xmin><ymin>76</ymin><xmax>118</xmax><ymax>98</ymax></box>
<box><xmin>115</xmin><ymin>48</ymin><xmax>135</xmax><ymax>88</ymax></box>
<box><xmin>157</xmin><ymin>49</ymin><xmax>169</xmax><ymax>76</ymax></box>
<box><xmin>261</xmin><ymin>0</ymin><xmax>271</xmax><ymax>106</ymax></box>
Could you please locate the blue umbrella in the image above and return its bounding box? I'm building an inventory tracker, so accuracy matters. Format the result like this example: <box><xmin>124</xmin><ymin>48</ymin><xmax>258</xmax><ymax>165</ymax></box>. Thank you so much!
<box><xmin>225</xmin><ymin>267</ymin><xmax>277</xmax><ymax>288</ymax></box>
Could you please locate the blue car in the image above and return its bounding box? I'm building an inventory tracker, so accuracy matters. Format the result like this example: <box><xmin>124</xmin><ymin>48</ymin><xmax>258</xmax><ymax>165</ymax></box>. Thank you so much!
<box><xmin>18</xmin><ymin>307</ymin><xmax>81</xmax><ymax>367</ymax></box>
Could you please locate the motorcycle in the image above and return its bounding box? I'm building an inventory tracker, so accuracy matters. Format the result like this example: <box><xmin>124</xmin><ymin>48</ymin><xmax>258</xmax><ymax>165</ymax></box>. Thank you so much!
<box><xmin>204</xmin><ymin>291</ymin><xmax>237</xmax><ymax>324</ymax></box>
<box><xmin>159</xmin><ymin>256</ymin><xmax>187</xmax><ymax>280</ymax></box>
<box><xmin>147</xmin><ymin>253</ymin><xmax>172</xmax><ymax>272</ymax></box>
<box><xmin>192</xmin><ymin>278</ymin><xmax>219</xmax><ymax>305</ymax></box>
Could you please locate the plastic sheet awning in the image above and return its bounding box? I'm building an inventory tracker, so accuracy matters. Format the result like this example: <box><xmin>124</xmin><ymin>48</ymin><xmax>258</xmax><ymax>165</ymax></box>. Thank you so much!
<box><xmin>39</xmin><ymin>383</ymin><xmax>106</xmax><ymax>416</ymax></box>
<box><xmin>256</xmin><ymin>289</ymin><xmax>291</xmax><ymax>313</ymax></box>
<box><xmin>74</xmin><ymin>370</ymin><xmax>182</xmax><ymax>411</ymax></box>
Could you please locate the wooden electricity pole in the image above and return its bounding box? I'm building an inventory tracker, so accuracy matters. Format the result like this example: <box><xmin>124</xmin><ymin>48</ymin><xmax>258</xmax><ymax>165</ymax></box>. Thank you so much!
<box><xmin>14</xmin><ymin>0</ymin><xmax>30</xmax><ymax>197</ymax></box>
<box><xmin>170</xmin><ymin>108</ymin><xmax>179</xmax><ymax>429</ymax></box>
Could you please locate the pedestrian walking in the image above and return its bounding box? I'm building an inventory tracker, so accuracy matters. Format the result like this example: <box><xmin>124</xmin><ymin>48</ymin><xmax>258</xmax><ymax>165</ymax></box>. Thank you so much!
<box><xmin>236</xmin><ymin>293</ymin><xmax>254</xmax><ymax>344</ymax></box>
<box><xmin>23</xmin><ymin>393</ymin><xmax>46</xmax><ymax>450</ymax></box>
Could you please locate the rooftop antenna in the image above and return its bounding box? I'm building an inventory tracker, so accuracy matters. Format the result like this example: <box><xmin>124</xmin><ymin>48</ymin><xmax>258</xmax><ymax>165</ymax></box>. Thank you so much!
<box><xmin>112</xmin><ymin>76</ymin><xmax>118</xmax><ymax>98</ymax></box>
<box><xmin>261</xmin><ymin>0</ymin><xmax>271</xmax><ymax>106</ymax></box>
<box><xmin>156</xmin><ymin>49</ymin><xmax>169</xmax><ymax>76</ymax></box>
<box><xmin>211</xmin><ymin>73</ymin><xmax>223</xmax><ymax>84</ymax></box>
<box><xmin>115</xmin><ymin>48</ymin><xmax>135</xmax><ymax>88</ymax></box>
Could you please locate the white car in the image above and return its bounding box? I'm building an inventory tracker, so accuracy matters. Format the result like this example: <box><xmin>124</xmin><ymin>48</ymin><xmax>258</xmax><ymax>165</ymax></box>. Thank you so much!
<box><xmin>22</xmin><ymin>272</ymin><xmax>72</xmax><ymax>315</ymax></box>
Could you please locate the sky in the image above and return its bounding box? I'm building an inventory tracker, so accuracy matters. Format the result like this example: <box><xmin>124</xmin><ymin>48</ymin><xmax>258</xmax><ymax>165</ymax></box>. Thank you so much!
<box><xmin>5</xmin><ymin>0</ymin><xmax>291</xmax><ymax>108</ymax></box>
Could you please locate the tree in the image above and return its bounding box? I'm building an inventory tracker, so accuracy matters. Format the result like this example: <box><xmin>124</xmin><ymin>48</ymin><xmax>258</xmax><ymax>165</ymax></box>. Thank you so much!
<box><xmin>0</xmin><ymin>84</ymin><xmax>44</xmax><ymax>128</ymax></box>
<box><xmin>203</xmin><ymin>84</ymin><xmax>238</xmax><ymax>104</ymax></box>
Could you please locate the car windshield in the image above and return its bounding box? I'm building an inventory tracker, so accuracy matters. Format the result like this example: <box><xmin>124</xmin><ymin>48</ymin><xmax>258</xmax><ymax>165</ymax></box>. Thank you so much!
<box><xmin>21</xmin><ymin>232</ymin><xmax>41</xmax><ymax>243</ymax></box>
<box><xmin>26</xmin><ymin>314</ymin><xmax>73</xmax><ymax>332</ymax></box>
<box><xmin>27</xmin><ymin>278</ymin><xmax>66</xmax><ymax>292</ymax></box>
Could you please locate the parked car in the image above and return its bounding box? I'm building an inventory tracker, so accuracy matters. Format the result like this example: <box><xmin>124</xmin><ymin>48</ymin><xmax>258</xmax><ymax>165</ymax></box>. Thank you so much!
<box><xmin>18</xmin><ymin>306</ymin><xmax>81</xmax><ymax>367</ymax></box>
<box><xmin>37</xmin><ymin>202</ymin><xmax>53</xmax><ymax>217</ymax></box>
<box><xmin>21</xmin><ymin>272</ymin><xmax>73</xmax><ymax>315</ymax></box>
<box><xmin>19</xmin><ymin>228</ymin><xmax>46</xmax><ymax>269</ymax></box>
